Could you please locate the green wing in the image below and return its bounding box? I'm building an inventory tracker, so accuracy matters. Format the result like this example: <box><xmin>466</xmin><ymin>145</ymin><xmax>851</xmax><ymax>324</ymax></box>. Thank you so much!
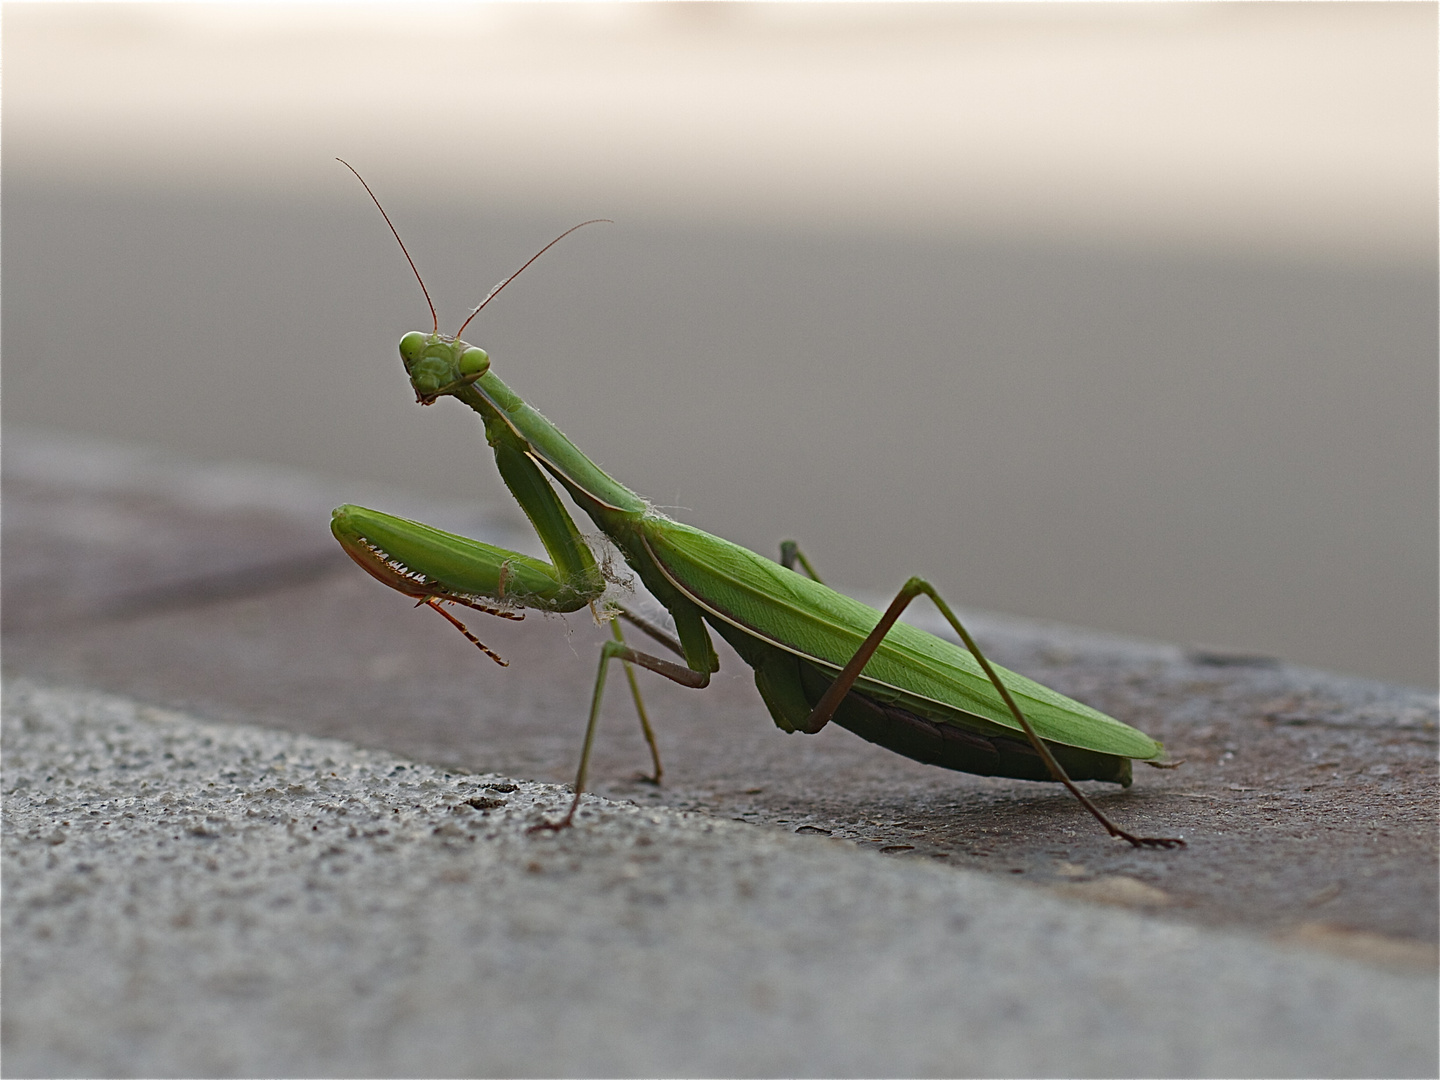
<box><xmin>642</xmin><ymin>519</ymin><xmax>1160</xmax><ymax>759</ymax></box>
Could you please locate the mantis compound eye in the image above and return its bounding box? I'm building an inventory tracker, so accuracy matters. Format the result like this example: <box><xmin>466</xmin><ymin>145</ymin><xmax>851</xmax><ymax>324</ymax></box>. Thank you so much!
<box><xmin>459</xmin><ymin>346</ymin><xmax>490</xmax><ymax>378</ymax></box>
<box><xmin>398</xmin><ymin>331</ymin><xmax>428</xmax><ymax>367</ymax></box>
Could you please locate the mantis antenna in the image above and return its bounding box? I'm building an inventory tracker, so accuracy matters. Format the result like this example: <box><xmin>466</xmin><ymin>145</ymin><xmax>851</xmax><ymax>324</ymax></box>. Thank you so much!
<box><xmin>455</xmin><ymin>218</ymin><xmax>612</xmax><ymax>339</ymax></box>
<box><xmin>339</xmin><ymin>157</ymin><xmax>610</xmax><ymax>341</ymax></box>
<box><xmin>337</xmin><ymin>158</ymin><xmax>438</xmax><ymax>336</ymax></box>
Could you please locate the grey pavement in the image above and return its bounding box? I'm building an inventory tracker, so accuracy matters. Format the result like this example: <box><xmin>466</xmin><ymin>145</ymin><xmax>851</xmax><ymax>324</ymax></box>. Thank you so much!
<box><xmin>4</xmin><ymin>679</ymin><xmax>1436</xmax><ymax>1078</ymax></box>
<box><xmin>3</xmin><ymin>430</ymin><xmax>1438</xmax><ymax>1077</ymax></box>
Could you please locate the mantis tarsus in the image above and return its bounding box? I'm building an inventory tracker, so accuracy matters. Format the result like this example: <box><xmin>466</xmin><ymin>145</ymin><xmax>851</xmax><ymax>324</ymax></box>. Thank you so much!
<box><xmin>332</xmin><ymin>161</ymin><xmax>1184</xmax><ymax>849</ymax></box>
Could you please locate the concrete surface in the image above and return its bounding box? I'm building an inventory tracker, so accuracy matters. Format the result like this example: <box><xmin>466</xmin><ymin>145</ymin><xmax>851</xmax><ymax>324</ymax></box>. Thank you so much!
<box><xmin>4</xmin><ymin>678</ymin><xmax>1436</xmax><ymax>1079</ymax></box>
<box><xmin>4</xmin><ymin>429</ymin><xmax>1438</xmax><ymax>1077</ymax></box>
<box><xmin>6</xmin><ymin>429</ymin><xmax>1437</xmax><ymax>950</ymax></box>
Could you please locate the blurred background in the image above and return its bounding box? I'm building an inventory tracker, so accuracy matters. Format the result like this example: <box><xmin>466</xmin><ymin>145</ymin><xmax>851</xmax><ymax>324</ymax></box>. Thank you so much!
<box><xmin>4</xmin><ymin>2</ymin><xmax>1435</xmax><ymax>688</ymax></box>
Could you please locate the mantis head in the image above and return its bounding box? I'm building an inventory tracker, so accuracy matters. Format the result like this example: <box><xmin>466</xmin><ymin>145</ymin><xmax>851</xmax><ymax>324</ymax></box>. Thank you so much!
<box><xmin>338</xmin><ymin>159</ymin><xmax>606</xmax><ymax>401</ymax></box>
<box><xmin>399</xmin><ymin>331</ymin><xmax>491</xmax><ymax>403</ymax></box>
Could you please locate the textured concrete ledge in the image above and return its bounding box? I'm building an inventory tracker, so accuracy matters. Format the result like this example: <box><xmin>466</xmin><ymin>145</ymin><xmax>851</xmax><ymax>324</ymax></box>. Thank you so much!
<box><xmin>5</xmin><ymin>429</ymin><xmax>1437</xmax><ymax>1076</ymax></box>
<box><xmin>4</xmin><ymin>678</ymin><xmax>1435</xmax><ymax>1078</ymax></box>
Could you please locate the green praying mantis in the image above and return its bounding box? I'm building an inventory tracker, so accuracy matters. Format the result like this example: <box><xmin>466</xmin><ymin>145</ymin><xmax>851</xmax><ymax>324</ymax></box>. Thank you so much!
<box><xmin>331</xmin><ymin>162</ymin><xmax>1184</xmax><ymax>848</ymax></box>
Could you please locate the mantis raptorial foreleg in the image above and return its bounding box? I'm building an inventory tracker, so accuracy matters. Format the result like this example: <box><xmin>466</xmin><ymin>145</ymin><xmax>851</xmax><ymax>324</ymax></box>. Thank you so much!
<box><xmin>418</xmin><ymin>596</ymin><xmax>518</xmax><ymax>666</ymax></box>
<box><xmin>334</xmin><ymin>424</ymin><xmax>682</xmax><ymax>791</ymax></box>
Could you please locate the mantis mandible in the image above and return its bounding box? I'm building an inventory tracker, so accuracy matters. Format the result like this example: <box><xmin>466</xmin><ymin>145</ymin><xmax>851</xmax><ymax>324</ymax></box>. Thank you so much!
<box><xmin>331</xmin><ymin>162</ymin><xmax>1184</xmax><ymax>848</ymax></box>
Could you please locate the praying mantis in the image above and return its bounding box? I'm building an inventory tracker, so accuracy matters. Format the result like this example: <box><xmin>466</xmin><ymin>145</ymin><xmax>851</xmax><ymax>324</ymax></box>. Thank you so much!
<box><xmin>331</xmin><ymin>162</ymin><xmax>1183</xmax><ymax>848</ymax></box>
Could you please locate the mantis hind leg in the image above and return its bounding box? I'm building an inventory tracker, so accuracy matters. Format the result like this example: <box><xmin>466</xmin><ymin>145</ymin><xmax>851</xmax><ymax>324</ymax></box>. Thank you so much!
<box><xmin>804</xmin><ymin>577</ymin><xmax>1184</xmax><ymax>850</ymax></box>
<box><xmin>778</xmin><ymin>540</ymin><xmax>824</xmax><ymax>583</ymax></box>
<box><xmin>533</xmin><ymin>632</ymin><xmax>710</xmax><ymax>832</ymax></box>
